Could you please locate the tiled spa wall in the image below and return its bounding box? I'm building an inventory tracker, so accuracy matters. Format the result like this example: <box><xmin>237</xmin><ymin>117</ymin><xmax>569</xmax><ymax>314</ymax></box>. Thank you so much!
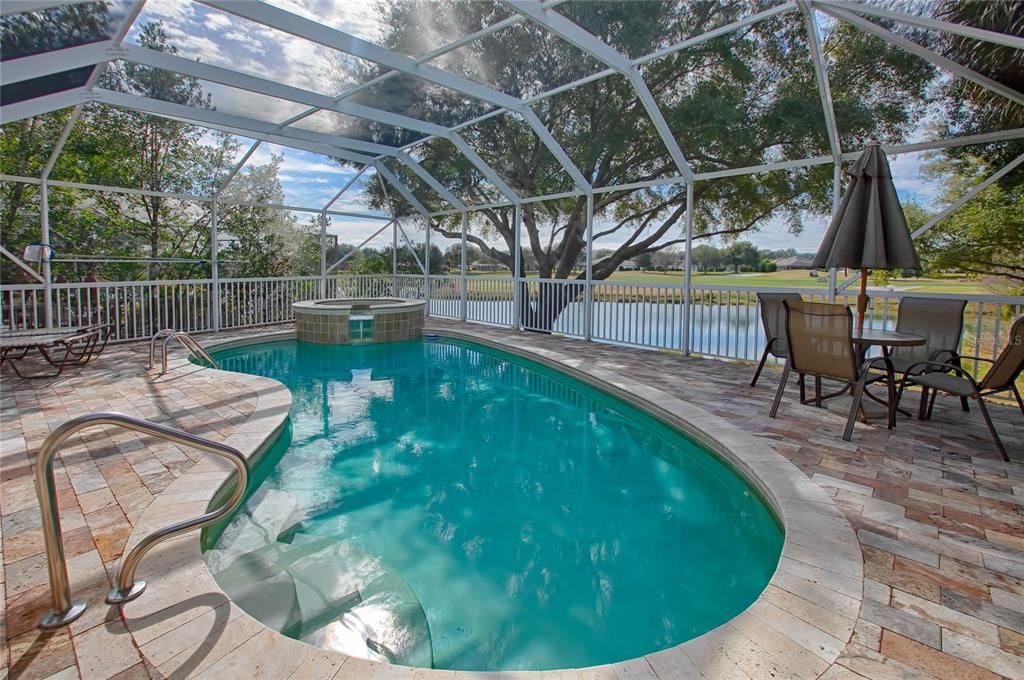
<box><xmin>294</xmin><ymin>307</ymin><xmax>424</xmax><ymax>344</ymax></box>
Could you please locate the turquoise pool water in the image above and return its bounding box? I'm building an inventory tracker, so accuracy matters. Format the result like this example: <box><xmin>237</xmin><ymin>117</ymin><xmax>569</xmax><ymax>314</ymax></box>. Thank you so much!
<box><xmin>204</xmin><ymin>338</ymin><xmax>782</xmax><ymax>671</ymax></box>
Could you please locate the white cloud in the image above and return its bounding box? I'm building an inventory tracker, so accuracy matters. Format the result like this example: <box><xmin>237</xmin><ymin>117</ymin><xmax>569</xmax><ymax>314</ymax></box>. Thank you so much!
<box><xmin>203</xmin><ymin>12</ymin><xmax>232</xmax><ymax>32</ymax></box>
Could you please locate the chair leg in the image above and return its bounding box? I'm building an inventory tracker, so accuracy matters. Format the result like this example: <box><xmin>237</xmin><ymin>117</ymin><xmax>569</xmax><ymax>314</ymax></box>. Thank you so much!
<box><xmin>750</xmin><ymin>347</ymin><xmax>770</xmax><ymax>386</ymax></box>
<box><xmin>769</xmin><ymin>360</ymin><xmax>792</xmax><ymax>419</ymax></box>
<box><xmin>961</xmin><ymin>396</ymin><xmax>970</xmax><ymax>413</ymax></box>
<box><xmin>844</xmin><ymin>378</ymin><xmax>867</xmax><ymax>441</ymax></box>
<box><xmin>798</xmin><ymin>373</ymin><xmax>806</xmax><ymax>403</ymax></box>
<box><xmin>927</xmin><ymin>390</ymin><xmax>938</xmax><ymax>420</ymax></box>
<box><xmin>885</xmin><ymin>367</ymin><xmax>897</xmax><ymax>430</ymax></box>
<box><xmin>1013</xmin><ymin>385</ymin><xmax>1024</xmax><ymax>417</ymax></box>
<box><xmin>975</xmin><ymin>397</ymin><xmax>1009</xmax><ymax>462</ymax></box>
<box><xmin>895</xmin><ymin>381</ymin><xmax>908</xmax><ymax>413</ymax></box>
<box><xmin>814</xmin><ymin>377</ymin><xmax>823</xmax><ymax>407</ymax></box>
<box><xmin>918</xmin><ymin>386</ymin><xmax>929</xmax><ymax>420</ymax></box>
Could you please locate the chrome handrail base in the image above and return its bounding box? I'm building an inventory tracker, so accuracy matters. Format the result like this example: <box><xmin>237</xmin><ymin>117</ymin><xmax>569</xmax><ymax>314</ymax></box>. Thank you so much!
<box><xmin>106</xmin><ymin>580</ymin><xmax>146</xmax><ymax>605</ymax></box>
<box><xmin>33</xmin><ymin>412</ymin><xmax>249</xmax><ymax>630</ymax></box>
<box><xmin>39</xmin><ymin>600</ymin><xmax>87</xmax><ymax>629</ymax></box>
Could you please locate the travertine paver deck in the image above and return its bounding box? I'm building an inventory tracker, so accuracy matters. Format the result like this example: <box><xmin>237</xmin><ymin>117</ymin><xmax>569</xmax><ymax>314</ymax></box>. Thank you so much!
<box><xmin>1</xmin><ymin>321</ymin><xmax>1022</xmax><ymax>680</ymax></box>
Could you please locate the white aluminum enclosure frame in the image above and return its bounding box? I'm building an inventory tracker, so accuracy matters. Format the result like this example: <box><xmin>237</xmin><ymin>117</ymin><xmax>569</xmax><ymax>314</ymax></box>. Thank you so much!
<box><xmin>1</xmin><ymin>0</ymin><xmax>1022</xmax><ymax>349</ymax></box>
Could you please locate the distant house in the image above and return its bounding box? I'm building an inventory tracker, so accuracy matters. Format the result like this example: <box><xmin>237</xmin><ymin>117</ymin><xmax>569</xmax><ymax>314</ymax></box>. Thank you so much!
<box><xmin>773</xmin><ymin>255</ymin><xmax>814</xmax><ymax>270</ymax></box>
<box><xmin>617</xmin><ymin>259</ymin><xmax>642</xmax><ymax>271</ymax></box>
<box><xmin>471</xmin><ymin>262</ymin><xmax>507</xmax><ymax>272</ymax></box>
<box><xmin>665</xmin><ymin>259</ymin><xmax>685</xmax><ymax>271</ymax></box>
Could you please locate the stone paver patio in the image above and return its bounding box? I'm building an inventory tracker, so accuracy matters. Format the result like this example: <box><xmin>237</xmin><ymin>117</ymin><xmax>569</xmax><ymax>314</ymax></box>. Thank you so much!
<box><xmin>1</xmin><ymin>321</ymin><xmax>1022</xmax><ymax>680</ymax></box>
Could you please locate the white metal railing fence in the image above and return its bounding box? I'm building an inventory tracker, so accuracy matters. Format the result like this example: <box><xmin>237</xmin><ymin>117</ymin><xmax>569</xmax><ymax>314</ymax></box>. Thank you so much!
<box><xmin>3</xmin><ymin>276</ymin><xmax>323</xmax><ymax>342</ymax></box>
<box><xmin>3</xmin><ymin>276</ymin><xmax>1021</xmax><ymax>374</ymax></box>
<box><xmin>219</xmin><ymin>277</ymin><xmax>323</xmax><ymax>330</ymax></box>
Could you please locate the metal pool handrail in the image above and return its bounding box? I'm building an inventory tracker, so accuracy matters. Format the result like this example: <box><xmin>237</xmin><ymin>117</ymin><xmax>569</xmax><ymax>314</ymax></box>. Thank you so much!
<box><xmin>149</xmin><ymin>329</ymin><xmax>220</xmax><ymax>374</ymax></box>
<box><xmin>35</xmin><ymin>412</ymin><xmax>249</xmax><ymax>629</ymax></box>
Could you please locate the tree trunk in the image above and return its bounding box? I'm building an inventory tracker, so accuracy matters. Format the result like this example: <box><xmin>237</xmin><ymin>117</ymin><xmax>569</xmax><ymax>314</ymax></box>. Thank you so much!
<box><xmin>521</xmin><ymin>279</ymin><xmax>586</xmax><ymax>333</ymax></box>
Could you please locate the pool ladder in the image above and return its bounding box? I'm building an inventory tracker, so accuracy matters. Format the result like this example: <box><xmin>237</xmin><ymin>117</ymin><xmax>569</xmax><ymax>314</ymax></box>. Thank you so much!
<box><xmin>34</xmin><ymin>412</ymin><xmax>249</xmax><ymax>629</ymax></box>
<box><xmin>149</xmin><ymin>329</ymin><xmax>219</xmax><ymax>374</ymax></box>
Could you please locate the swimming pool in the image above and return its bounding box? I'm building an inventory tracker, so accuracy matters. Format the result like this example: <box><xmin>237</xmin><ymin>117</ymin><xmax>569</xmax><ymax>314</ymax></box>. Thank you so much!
<box><xmin>204</xmin><ymin>337</ymin><xmax>783</xmax><ymax>672</ymax></box>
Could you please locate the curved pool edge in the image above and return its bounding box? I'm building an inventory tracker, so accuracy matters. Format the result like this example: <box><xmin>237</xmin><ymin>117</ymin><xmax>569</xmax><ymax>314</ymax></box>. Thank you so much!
<box><xmin>118</xmin><ymin>326</ymin><xmax>863</xmax><ymax>679</ymax></box>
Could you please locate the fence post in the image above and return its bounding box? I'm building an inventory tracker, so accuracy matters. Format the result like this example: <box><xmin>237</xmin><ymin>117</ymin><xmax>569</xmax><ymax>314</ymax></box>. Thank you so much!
<box><xmin>319</xmin><ymin>211</ymin><xmax>328</xmax><ymax>299</ymax></box>
<box><xmin>460</xmin><ymin>211</ymin><xmax>468</xmax><ymax>321</ymax></box>
<box><xmin>682</xmin><ymin>182</ymin><xmax>694</xmax><ymax>356</ymax></box>
<box><xmin>828</xmin><ymin>162</ymin><xmax>841</xmax><ymax>303</ymax></box>
<box><xmin>424</xmin><ymin>216</ymin><xmax>431</xmax><ymax>316</ymax></box>
<box><xmin>210</xmin><ymin>200</ymin><xmax>220</xmax><ymax>332</ymax></box>
<box><xmin>584</xmin><ymin>193</ymin><xmax>594</xmax><ymax>341</ymax></box>
<box><xmin>392</xmin><ymin>220</ymin><xmax>399</xmax><ymax>297</ymax></box>
<box><xmin>39</xmin><ymin>180</ymin><xmax>54</xmax><ymax>329</ymax></box>
<box><xmin>513</xmin><ymin>204</ymin><xmax>522</xmax><ymax>330</ymax></box>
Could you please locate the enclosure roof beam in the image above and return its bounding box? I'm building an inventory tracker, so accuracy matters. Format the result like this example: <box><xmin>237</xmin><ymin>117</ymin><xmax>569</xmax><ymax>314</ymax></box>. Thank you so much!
<box><xmin>845</xmin><ymin>127</ymin><xmax>1024</xmax><ymax>159</ymax></box>
<box><xmin>91</xmin><ymin>85</ymin><xmax>400</xmax><ymax>156</ymax></box>
<box><xmin>202</xmin><ymin>1</ymin><xmax>525</xmax><ymax>113</ymax></box>
<box><xmin>422</xmin><ymin>123</ymin><xmax>1024</xmax><ymax>217</ymax></box>
<box><xmin>0</xmin><ymin>170</ymin><xmax>386</xmax><ymax>217</ymax></box>
<box><xmin>325</xmin><ymin>219</ymin><xmax>394</xmax><ymax>274</ymax></box>
<box><xmin>278</xmin><ymin>7</ymin><xmax>537</xmax><ymax>130</ymax></box>
<box><xmin>0</xmin><ymin>88</ymin><xmax>88</xmax><ymax>125</ymax></box>
<box><xmin>323</xmin><ymin>166</ymin><xmax>368</xmax><ymax>212</ymax></box>
<box><xmin>397</xmin><ymin>2</ymin><xmax>797</xmax><ymax>166</ymax></box>
<box><xmin>635</xmin><ymin>2</ymin><xmax>799</xmax><ymax>66</ymax></box>
<box><xmin>0</xmin><ymin>245</ymin><xmax>45</xmax><ymax>282</ymax></box>
<box><xmin>90</xmin><ymin>89</ymin><xmax>383</xmax><ymax>163</ymax></box>
<box><xmin>1</xmin><ymin>40</ymin><xmax>113</xmax><ymax>85</ymax></box>
<box><xmin>502</xmin><ymin>0</ymin><xmax>694</xmax><ymax>183</ymax></box>
<box><xmin>117</xmin><ymin>44</ymin><xmax>452</xmax><ymax>139</ymax></box>
<box><xmin>199</xmin><ymin>0</ymin><xmax>590</xmax><ymax>191</ymax></box>
<box><xmin>817</xmin><ymin>3</ymin><xmax>1024</xmax><ymax>107</ymax></box>
<box><xmin>395</xmin><ymin>219</ymin><xmax>427</xmax><ymax>275</ymax></box>
<box><xmin>447</xmin><ymin>133</ymin><xmax>519</xmax><ymax>203</ymax></box>
<box><xmin>397</xmin><ymin>153</ymin><xmax>466</xmax><ymax>211</ymax></box>
<box><xmin>118</xmin><ymin>42</ymin><xmax>512</xmax><ymax>201</ymax></box>
<box><xmin>215</xmin><ymin>141</ymin><xmax>261</xmax><ymax>197</ymax></box>
<box><xmin>817</xmin><ymin>0</ymin><xmax>1024</xmax><ymax>50</ymax></box>
<box><xmin>798</xmin><ymin>1</ymin><xmax>842</xmax><ymax>165</ymax></box>
<box><xmin>0</xmin><ymin>1</ymin><xmax>94</xmax><ymax>16</ymax></box>
<box><xmin>374</xmin><ymin>161</ymin><xmax>433</xmax><ymax>220</ymax></box>
<box><xmin>90</xmin><ymin>101</ymin><xmax>373</xmax><ymax>164</ymax></box>
<box><xmin>910</xmin><ymin>152</ymin><xmax>1024</xmax><ymax>239</ymax></box>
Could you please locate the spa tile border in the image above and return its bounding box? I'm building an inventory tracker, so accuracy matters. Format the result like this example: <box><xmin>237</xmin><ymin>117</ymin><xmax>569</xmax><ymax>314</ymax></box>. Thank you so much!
<box><xmin>114</xmin><ymin>323</ymin><xmax>862</xmax><ymax>680</ymax></box>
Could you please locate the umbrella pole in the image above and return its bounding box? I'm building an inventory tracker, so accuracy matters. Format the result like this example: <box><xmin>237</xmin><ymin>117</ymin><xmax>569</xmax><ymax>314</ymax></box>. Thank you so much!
<box><xmin>857</xmin><ymin>267</ymin><xmax>869</xmax><ymax>330</ymax></box>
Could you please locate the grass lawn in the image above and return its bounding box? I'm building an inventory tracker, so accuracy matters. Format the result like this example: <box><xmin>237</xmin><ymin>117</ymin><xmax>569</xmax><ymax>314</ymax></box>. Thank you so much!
<box><xmin>466</xmin><ymin>269</ymin><xmax>992</xmax><ymax>295</ymax></box>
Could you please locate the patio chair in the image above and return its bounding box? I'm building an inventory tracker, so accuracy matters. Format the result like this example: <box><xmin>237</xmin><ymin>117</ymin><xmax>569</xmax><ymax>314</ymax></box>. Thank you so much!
<box><xmin>887</xmin><ymin>296</ymin><xmax>968</xmax><ymax>411</ymax></box>
<box><xmin>897</xmin><ymin>316</ymin><xmax>1024</xmax><ymax>461</ymax></box>
<box><xmin>0</xmin><ymin>324</ymin><xmax>112</xmax><ymax>378</ymax></box>
<box><xmin>750</xmin><ymin>292</ymin><xmax>803</xmax><ymax>386</ymax></box>
<box><xmin>769</xmin><ymin>300</ymin><xmax>897</xmax><ymax>441</ymax></box>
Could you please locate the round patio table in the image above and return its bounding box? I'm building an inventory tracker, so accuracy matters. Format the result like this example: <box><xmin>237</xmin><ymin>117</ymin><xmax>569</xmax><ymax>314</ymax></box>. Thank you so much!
<box><xmin>851</xmin><ymin>328</ymin><xmax>926</xmax><ymax>351</ymax></box>
<box><xmin>852</xmin><ymin>328</ymin><xmax>925</xmax><ymax>417</ymax></box>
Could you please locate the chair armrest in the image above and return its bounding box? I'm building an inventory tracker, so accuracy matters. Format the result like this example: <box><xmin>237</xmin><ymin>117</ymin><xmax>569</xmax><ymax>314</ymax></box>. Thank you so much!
<box><xmin>955</xmin><ymin>355</ymin><xmax>995</xmax><ymax>366</ymax></box>
<box><xmin>903</xmin><ymin>360</ymin><xmax>979</xmax><ymax>389</ymax></box>
<box><xmin>61</xmin><ymin>329</ymin><xmax>100</xmax><ymax>344</ymax></box>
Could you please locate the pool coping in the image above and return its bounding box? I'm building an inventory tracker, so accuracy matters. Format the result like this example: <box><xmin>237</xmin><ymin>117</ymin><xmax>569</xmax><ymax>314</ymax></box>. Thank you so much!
<box><xmin>293</xmin><ymin>297</ymin><xmax>426</xmax><ymax>316</ymax></box>
<box><xmin>118</xmin><ymin>325</ymin><xmax>863</xmax><ymax>679</ymax></box>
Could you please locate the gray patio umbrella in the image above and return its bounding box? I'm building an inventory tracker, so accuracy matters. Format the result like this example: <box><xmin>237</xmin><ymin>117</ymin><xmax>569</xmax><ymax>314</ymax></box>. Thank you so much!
<box><xmin>812</xmin><ymin>142</ymin><xmax>920</xmax><ymax>328</ymax></box>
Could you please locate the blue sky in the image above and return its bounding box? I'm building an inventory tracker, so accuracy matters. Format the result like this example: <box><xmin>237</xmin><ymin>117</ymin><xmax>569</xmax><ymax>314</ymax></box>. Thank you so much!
<box><xmin>126</xmin><ymin>0</ymin><xmax>956</xmax><ymax>254</ymax></box>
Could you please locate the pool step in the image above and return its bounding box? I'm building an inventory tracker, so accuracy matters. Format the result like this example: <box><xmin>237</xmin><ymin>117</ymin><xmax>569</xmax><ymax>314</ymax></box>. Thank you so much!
<box><xmin>208</xmin><ymin>520</ymin><xmax>433</xmax><ymax>667</ymax></box>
